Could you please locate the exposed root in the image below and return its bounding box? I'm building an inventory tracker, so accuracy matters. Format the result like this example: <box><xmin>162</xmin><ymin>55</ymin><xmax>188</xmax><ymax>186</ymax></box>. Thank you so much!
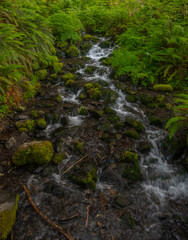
<box><xmin>85</xmin><ymin>206</ymin><xmax>90</xmax><ymax>227</ymax></box>
<box><xmin>23</xmin><ymin>185</ymin><xmax>74</xmax><ymax>240</ymax></box>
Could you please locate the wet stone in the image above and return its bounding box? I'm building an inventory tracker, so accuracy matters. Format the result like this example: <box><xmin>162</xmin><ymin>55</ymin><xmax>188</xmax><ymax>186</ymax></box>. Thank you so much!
<box><xmin>5</xmin><ymin>137</ymin><xmax>16</xmax><ymax>150</ymax></box>
<box><xmin>116</xmin><ymin>194</ymin><xmax>131</xmax><ymax>207</ymax></box>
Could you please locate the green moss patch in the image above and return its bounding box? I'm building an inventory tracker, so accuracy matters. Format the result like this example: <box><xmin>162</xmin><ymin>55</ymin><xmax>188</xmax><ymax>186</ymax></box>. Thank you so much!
<box><xmin>16</xmin><ymin>119</ymin><xmax>36</xmax><ymax>133</ymax></box>
<box><xmin>125</xmin><ymin>118</ymin><xmax>144</xmax><ymax>132</ymax></box>
<box><xmin>53</xmin><ymin>152</ymin><xmax>67</xmax><ymax>165</ymax></box>
<box><xmin>153</xmin><ymin>84</ymin><xmax>173</xmax><ymax>92</ymax></box>
<box><xmin>62</xmin><ymin>72</ymin><xmax>76</xmax><ymax>81</ymax></box>
<box><xmin>36</xmin><ymin>118</ymin><xmax>47</xmax><ymax>129</ymax></box>
<box><xmin>0</xmin><ymin>195</ymin><xmax>19</xmax><ymax>240</ymax></box>
<box><xmin>78</xmin><ymin>105</ymin><xmax>88</xmax><ymax>115</ymax></box>
<box><xmin>12</xmin><ymin>141</ymin><xmax>53</xmax><ymax>166</ymax></box>
<box><xmin>123</xmin><ymin>129</ymin><xmax>140</xmax><ymax>140</ymax></box>
<box><xmin>66</xmin><ymin>45</ymin><xmax>79</xmax><ymax>58</ymax></box>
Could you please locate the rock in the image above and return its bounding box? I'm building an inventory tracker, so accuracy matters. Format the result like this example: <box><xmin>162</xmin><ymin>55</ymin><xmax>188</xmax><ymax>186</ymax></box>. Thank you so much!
<box><xmin>117</xmin><ymin>82</ymin><xmax>127</xmax><ymax>91</ymax></box>
<box><xmin>0</xmin><ymin>193</ymin><xmax>19</xmax><ymax>240</ymax></box>
<box><xmin>17</xmin><ymin>115</ymin><xmax>29</xmax><ymax>120</ymax></box>
<box><xmin>12</xmin><ymin>141</ymin><xmax>53</xmax><ymax>166</ymax></box>
<box><xmin>123</xmin><ymin>129</ymin><xmax>140</xmax><ymax>140</ymax></box>
<box><xmin>140</xmin><ymin>93</ymin><xmax>153</xmax><ymax>105</ymax></box>
<box><xmin>73</xmin><ymin>141</ymin><xmax>85</xmax><ymax>154</ymax></box>
<box><xmin>153</xmin><ymin>84</ymin><xmax>173</xmax><ymax>92</ymax></box>
<box><xmin>120</xmin><ymin>211</ymin><xmax>135</xmax><ymax>227</ymax></box>
<box><xmin>60</xmin><ymin>116</ymin><xmax>69</xmax><ymax>125</ymax></box>
<box><xmin>104</xmin><ymin>107</ymin><xmax>115</xmax><ymax>114</ymax></box>
<box><xmin>89</xmin><ymin>108</ymin><xmax>103</xmax><ymax>118</ymax></box>
<box><xmin>137</xmin><ymin>141</ymin><xmax>152</xmax><ymax>153</ymax></box>
<box><xmin>125</xmin><ymin>118</ymin><xmax>144</xmax><ymax>132</ymax></box>
<box><xmin>85</xmin><ymin>66</ymin><xmax>97</xmax><ymax>74</ymax></box>
<box><xmin>148</xmin><ymin>115</ymin><xmax>162</xmax><ymax>127</ymax></box>
<box><xmin>52</xmin><ymin>127</ymin><xmax>65</xmax><ymax>138</ymax></box>
<box><xmin>43</xmin><ymin>181</ymin><xmax>65</xmax><ymax>197</ymax></box>
<box><xmin>52</xmin><ymin>152</ymin><xmax>67</xmax><ymax>165</ymax></box>
<box><xmin>5</xmin><ymin>137</ymin><xmax>16</xmax><ymax>150</ymax></box>
<box><xmin>116</xmin><ymin>194</ymin><xmax>131</xmax><ymax>207</ymax></box>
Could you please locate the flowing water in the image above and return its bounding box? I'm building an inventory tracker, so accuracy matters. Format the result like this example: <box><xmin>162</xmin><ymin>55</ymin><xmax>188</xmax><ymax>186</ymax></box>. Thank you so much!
<box><xmin>13</xmin><ymin>38</ymin><xmax>188</xmax><ymax>240</ymax></box>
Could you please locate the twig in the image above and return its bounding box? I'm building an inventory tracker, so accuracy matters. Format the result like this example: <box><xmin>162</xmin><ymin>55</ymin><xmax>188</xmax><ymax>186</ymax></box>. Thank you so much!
<box><xmin>60</xmin><ymin>212</ymin><xmax>80</xmax><ymax>222</ymax></box>
<box><xmin>63</xmin><ymin>155</ymin><xmax>88</xmax><ymax>175</ymax></box>
<box><xmin>23</xmin><ymin>185</ymin><xmax>74</xmax><ymax>240</ymax></box>
<box><xmin>97</xmin><ymin>153</ymin><xmax>104</xmax><ymax>161</ymax></box>
<box><xmin>85</xmin><ymin>206</ymin><xmax>90</xmax><ymax>227</ymax></box>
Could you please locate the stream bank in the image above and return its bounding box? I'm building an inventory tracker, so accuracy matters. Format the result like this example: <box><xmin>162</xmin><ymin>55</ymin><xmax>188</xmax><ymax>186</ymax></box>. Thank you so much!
<box><xmin>0</xmin><ymin>37</ymin><xmax>188</xmax><ymax>240</ymax></box>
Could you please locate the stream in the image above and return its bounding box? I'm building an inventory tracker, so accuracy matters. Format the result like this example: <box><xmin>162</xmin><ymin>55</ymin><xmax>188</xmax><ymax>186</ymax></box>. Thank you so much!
<box><xmin>13</xmin><ymin>38</ymin><xmax>188</xmax><ymax>240</ymax></box>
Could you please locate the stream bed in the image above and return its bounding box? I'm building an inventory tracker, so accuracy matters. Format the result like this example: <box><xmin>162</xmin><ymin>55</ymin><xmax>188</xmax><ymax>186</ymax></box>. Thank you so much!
<box><xmin>2</xmin><ymin>38</ymin><xmax>188</xmax><ymax>240</ymax></box>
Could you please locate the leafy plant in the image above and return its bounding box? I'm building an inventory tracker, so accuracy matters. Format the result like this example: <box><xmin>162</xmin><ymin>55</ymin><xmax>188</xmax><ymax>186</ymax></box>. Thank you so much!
<box><xmin>165</xmin><ymin>94</ymin><xmax>188</xmax><ymax>139</ymax></box>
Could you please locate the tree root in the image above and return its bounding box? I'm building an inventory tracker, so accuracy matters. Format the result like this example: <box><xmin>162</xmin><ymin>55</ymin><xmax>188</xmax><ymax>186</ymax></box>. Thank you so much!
<box><xmin>63</xmin><ymin>155</ymin><xmax>88</xmax><ymax>174</ymax></box>
<box><xmin>23</xmin><ymin>185</ymin><xmax>74</xmax><ymax>240</ymax></box>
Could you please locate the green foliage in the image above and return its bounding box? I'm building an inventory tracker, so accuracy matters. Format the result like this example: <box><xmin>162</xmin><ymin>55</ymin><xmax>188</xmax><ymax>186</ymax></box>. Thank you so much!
<box><xmin>165</xmin><ymin>94</ymin><xmax>188</xmax><ymax>139</ymax></box>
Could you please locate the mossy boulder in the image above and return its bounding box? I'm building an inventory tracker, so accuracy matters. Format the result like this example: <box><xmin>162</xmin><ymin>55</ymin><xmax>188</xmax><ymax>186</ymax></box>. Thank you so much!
<box><xmin>62</xmin><ymin>72</ymin><xmax>76</xmax><ymax>81</ymax></box>
<box><xmin>79</xmin><ymin>93</ymin><xmax>87</xmax><ymax>100</ymax></box>
<box><xmin>99</xmin><ymin>41</ymin><xmax>110</xmax><ymax>48</ymax></box>
<box><xmin>153</xmin><ymin>84</ymin><xmax>173</xmax><ymax>92</ymax></box>
<box><xmin>108</xmin><ymin>115</ymin><xmax>120</xmax><ymax>123</ymax></box>
<box><xmin>12</xmin><ymin>141</ymin><xmax>53</xmax><ymax>166</ymax></box>
<box><xmin>83</xmin><ymin>35</ymin><xmax>99</xmax><ymax>42</ymax></box>
<box><xmin>125</xmin><ymin>118</ymin><xmax>144</xmax><ymax>132</ymax></box>
<box><xmin>78</xmin><ymin>105</ymin><xmax>88</xmax><ymax>115</ymax></box>
<box><xmin>127</xmin><ymin>94</ymin><xmax>138</xmax><ymax>103</ymax></box>
<box><xmin>121</xmin><ymin>151</ymin><xmax>141</xmax><ymax>183</ymax></box>
<box><xmin>84</xmin><ymin>83</ymin><xmax>93</xmax><ymax>90</ymax></box>
<box><xmin>85</xmin><ymin>66</ymin><xmax>97</xmax><ymax>74</ymax></box>
<box><xmin>52</xmin><ymin>152</ymin><xmax>67</xmax><ymax>165</ymax></box>
<box><xmin>89</xmin><ymin>108</ymin><xmax>103</xmax><ymax>118</ymax></box>
<box><xmin>104</xmin><ymin>107</ymin><xmax>115</xmax><ymax>114</ymax></box>
<box><xmin>66</xmin><ymin>45</ymin><xmax>79</xmax><ymax>58</ymax></box>
<box><xmin>137</xmin><ymin>141</ymin><xmax>152</xmax><ymax>153</ymax></box>
<box><xmin>0</xmin><ymin>194</ymin><xmax>19</xmax><ymax>240</ymax></box>
<box><xmin>16</xmin><ymin>119</ymin><xmax>36</xmax><ymax>133</ymax></box>
<box><xmin>123</xmin><ymin>129</ymin><xmax>140</xmax><ymax>140</ymax></box>
<box><xmin>69</xmin><ymin>166</ymin><xmax>97</xmax><ymax>190</ymax></box>
<box><xmin>36</xmin><ymin>118</ymin><xmax>47</xmax><ymax>129</ymax></box>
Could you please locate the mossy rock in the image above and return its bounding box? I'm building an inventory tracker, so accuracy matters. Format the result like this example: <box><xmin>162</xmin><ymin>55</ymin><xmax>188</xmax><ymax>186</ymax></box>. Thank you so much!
<box><xmin>99</xmin><ymin>41</ymin><xmax>110</xmax><ymax>48</ymax></box>
<box><xmin>12</xmin><ymin>141</ymin><xmax>53</xmax><ymax>166</ymax></box>
<box><xmin>54</xmin><ymin>94</ymin><xmax>62</xmax><ymax>103</ymax></box>
<box><xmin>73</xmin><ymin>141</ymin><xmax>85</xmax><ymax>154</ymax></box>
<box><xmin>84</xmin><ymin>83</ymin><xmax>93</xmax><ymax>90</ymax></box>
<box><xmin>166</xmin><ymin>103</ymin><xmax>172</xmax><ymax>110</ymax></box>
<box><xmin>16</xmin><ymin>119</ymin><xmax>36</xmax><ymax>133</ymax></box>
<box><xmin>36</xmin><ymin>69</ymin><xmax>47</xmax><ymax>80</ymax></box>
<box><xmin>78</xmin><ymin>105</ymin><xmax>88</xmax><ymax>115</ymax></box>
<box><xmin>83</xmin><ymin>35</ymin><xmax>99</xmax><ymax>42</ymax></box>
<box><xmin>140</xmin><ymin>93</ymin><xmax>153</xmax><ymax>105</ymax></box>
<box><xmin>69</xmin><ymin>166</ymin><xmax>97</xmax><ymax>190</ymax></box>
<box><xmin>127</xmin><ymin>94</ymin><xmax>138</xmax><ymax>103</ymax></box>
<box><xmin>108</xmin><ymin>115</ymin><xmax>120</xmax><ymax>123</ymax></box>
<box><xmin>62</xmin><ymin>72</ymin><xmax>76</xmax><ymax>81</ymax></box>
<box><xmin>102</xmin><ymin>89</ymin><xmax>118</xmax><ymax>103</ymax></box>
<box><xmin>0</xmin><ymin>195</ymin><xmax>19</xmax><ymax>240</ymax></box>
<box><xmin>36</xmin><ymin>118</ymin><xmax>47</xmax><ymax>129</ymax></box>
<box><xmin>114</xmin><ymin>122</ymin><xmax>124</xmax><ymax>129</ymax></box>
<box><xmin>149</xmin><ymin>115</ymin><xmax>162</xmax><ymax>127</ymax></box>
<box><xmin>97</xmin><ymin>123</ymin><xmax>110</xmax><ymax>132</ymax></box>
<box><xmin>30</xmin><ymin>110</ymin><xmax>38</xmax><ymax>119</ymax></box>
<box><xmin>125</xmin><ymin>118</ymin><xmax>144</xmax><ymax>132</ymax></box>
<box><xmin>87</xmin><ymin>88</ymin><xmax>101</xmax><ymax>100</ymax></box>
<box><xmin>66</xmin><ymin>45</ymin><xmax>79</xmax><ymax>58</ymax></box>
<box><xmin>123</xmin><ymin>129</ymin><xmax>140</xmax><ymax>140</ymax></box>
<box><xmin>65</xmin><ymin>79</ymin><xmax>75</xmax><ymax>87</ymax></box>
<box><xmin>121</xmin><ymin>151</ymin><xmax>141</xmax><ymax>183</ymax></box>
<box><xmin>52</xmin><ymin>152</ymin><xmax>67</xmax><ymax>165</ymax></box>
<box><xmin>85</xmin><ymin>66</ymin><xmax>97</xmax><ymax>74</ymax></box>
<box><xmin>104</xmin><ymin>107</ymin><xmax>115</xmax><ymax>114</ymax></box>
<box><xmin>137</xmin><ymin>141</ymin><xmax>152</xmax><ymax>153</ymax></box>
<box><xmin>153</xmin><ymin>84</ymin><xmax>173</xmax><ymax>92</ymax></box>
<box><xmin>120</xmin><ymin>211</ymin><xmax>135</xmax><ymax>227</ymax></box>
<box><xmin>79</xmin><ymin>93</ymin><xmax>87</xmax><ymax>100</ymax></box>
<box><xmin>89</xmin><ymin>108</ymin><xmax>103</xmax><ymax>118</ymax></box>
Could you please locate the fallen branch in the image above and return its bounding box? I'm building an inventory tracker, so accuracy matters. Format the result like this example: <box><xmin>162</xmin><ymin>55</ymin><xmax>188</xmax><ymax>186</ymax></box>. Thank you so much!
<box><xmin>60</xmin><ymin>212</ymin><xmax>80</xmax><ymax>222</ymax></box>
<box><xmin>63</xmin><ymin>155</ymin><xmax>88</xmax><ymax>175</ymax></box>
<box><xmin>85</xmin><ymin>206</ymin><xmax>90</xmax><ymax>227</ymax></box>
<box><xmin>23</xmin><ymin>185</ymin><xmax>74</xmax><ymax>240</ymax></box>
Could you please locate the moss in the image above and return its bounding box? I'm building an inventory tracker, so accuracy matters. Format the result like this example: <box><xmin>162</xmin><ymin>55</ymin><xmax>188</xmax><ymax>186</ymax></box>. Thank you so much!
<box><xmin>84</xmin><ymin>83</ymin><xmax>93</xmax><ymax>90</ymax></box>
<box><xmin>87</xmin><ymin>88</ymin><xmax>101</xmax><ymax>100</ymax></box>
<box><xmin>108</xmin><ymin>115</ymin><xmax>120</xmax><ymax>123</ymax></box>
<box><xmin>85</xmin><ymin>66</ymin><xmax>97</xmax><ymax>74</ymax></box>
<box><xmin>79</xmin><ymin>93</ymin><xmax>87</xmax><ymax>100</ymax></box>
<box><xmin>89</xmin><ymin>108</ymin><xmax>103</xmax><ymax>118</ymax></box>
<box><xmin>70</xmin><ymin>167</ymin><xmax>97</xmax><ymax>190</ymax></box>
<box><xmin>55</xmin><ymin>94</ymin><xmax>62</xmax><ymax>103</ymax></box>
<box><xmin>53</xmin><ymin>152</ymin><xmax>67</xmax><ymax>165</ymax></box>
<box><xmin>140</xmin><ymin>93</ymin><xmax>153</xmax><ymax>105</ymax></box>
<box><xmin>16</xmin><ymin>119</ymin><xmax>36</xmax><ymax>133</ymax></box>
<box><xmin>18</xmin><ymin>127</ymin><xmax>27</xmax><ymax>133</ymax></box>
<box><xmin>123</xmin><ymin>129</ymin><xmax>140</xmax><ymax>140</ymax></box>
<box><xmin>66</xmin><ymin>45</ymin><xmax>79</xmax><ymax>58</ymax></box>
<box><xmin>53</xmin><ymin>62</ymin><xmax>63</xmax><ymax>73</ymax></box>
<box><xmin>49</xmin><ymin>73</ymin><xmax>57</xmax><ymax>79</ymax></box>
<box><xmin>30</xmin><ymin>110</ymin><xmax>38</xmax><ymax>119</ymax></box>
<box><xmin>153</xmin><ymin>84</ymin><xmax>173</xmax><ymax>92</ymax></box>
<box><xmin>104</xmin><ymin>107</ymin><xmax>115</xmax><ymax>114</ymax></box>
<box><xmin>83</xmin><ymin>35</ymin><xmax>98</xmax><ymax>42</ymax></box>
<box><xmin>127</xmin><ymin>94</ymin><xmax>138</xmax><ymax>103</ymax></box>
<box><xmin>121</xmin><ymin>151</ymin><xmax>141</xmax><ymax>183</ymax></box>
<box><xmin>36</xmin><ymin>69</ymin><xmax>47</xmax><ymax>80</ymax></box>
<box><xmin>149</xmin><ymin>115</ymin><xmax>162</xmax><ymax>127</ymax></box>
<box><xmin>0</xmin><ymin>195</ymin><xmax>19</xmax><ymax>240</ymax></box>
<box><xmin>73</xmin><ymin>141</ymin><xmax>84</xmax><ymax>154</ymax></box>
<box><xmin>62</xmin><ymin>72</ymin><xmax>76</xmax><ymax>81</ymax></box>
<box><xmin>97</xmin><ymin>123</ymin><xmax>110</xmax><ymax>132</ymax></box>
<box><xmin>166</xmin><ymin>103</ymin><xmax>172</xmax><ymax>110</ymax></box>
<box><xmin>102</xmin><ymin>89</ymin><xmax>118</xmax><ymax>103</ymax></box>
<box><xmin>12</xmin><ymin>141</ymin><xmax>53</xmax><ymax>166</ymax></box>
<box><xmin>125</xmin><ymin>118</ymin><xmax>144</xmax><ymax>132</ymax></box>
<box><xmin>114</xmin><ymin>122</ymin><xmax>124</xmax><ymax>129</ymax></box>
<box><xmin>36</xmin><ymin>118</ymin><xmax>47</xmax><ymax>129</ymax></box>
<box><xmin>65</xmin><ymin>79</ymin><xmax>75</xmax><ymax>87</ymax></box>
<box><xmin>99</xmin><ymin>41</ymin><xmax>110</xmax><ymax>48</ymax></box>
<box><xmin>78</xmin><ymin>105</ymin><xmax>88</xmax><ymax>115</ymax></box>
